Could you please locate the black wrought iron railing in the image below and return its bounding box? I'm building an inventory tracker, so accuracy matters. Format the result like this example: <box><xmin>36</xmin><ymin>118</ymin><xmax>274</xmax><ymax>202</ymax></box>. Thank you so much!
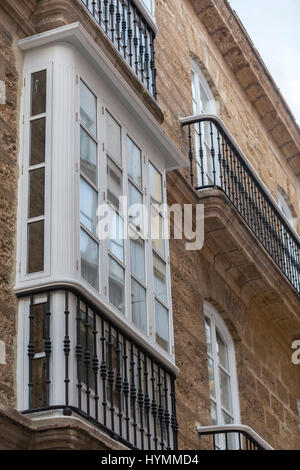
<box><xmin>197</xmin><ymin>425</ymin><xmax>273</xmax><ymax>450</ymax></box>
<box><xmin>181</xmin><ymin>114</ymin><xmax>300</xmax><ymax>295</ymax></box>
<box><xmin>82</xmin><ymin>0</ymin><xmax>157</xmax><ymax>99</ymax></box>
<box><xmin>19</xmin><ymin>287</ymin><xmax>178</xmax><ymax>450</ymax></box>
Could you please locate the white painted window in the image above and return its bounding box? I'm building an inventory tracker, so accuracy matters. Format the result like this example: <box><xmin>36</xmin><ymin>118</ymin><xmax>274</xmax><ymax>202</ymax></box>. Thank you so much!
<box><xmin>191</xmin><ymin>60</ymin><xmax>218</xmax><ymax>187</ymax></box>
<box><xmin>17</xmin><ymin>31</ymin><xmax>182</xmax><ymax>368</ymax></box>
<box><xmin>204</xmin><ymin>302</ymin><xmax>240</xmax><ymax>449</ymax></box>
<box><xmin>21</xmin><ymin>65</ymin><xmax>52</xmax><ymax>280</ymax></box>
<box><xmin>78</xmin><ymin>79</ymin><xmax>172</xmax><ymax>352</ymax></box>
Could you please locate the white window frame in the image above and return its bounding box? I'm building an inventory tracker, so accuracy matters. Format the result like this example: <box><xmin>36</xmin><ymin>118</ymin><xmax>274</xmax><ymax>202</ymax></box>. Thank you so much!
<box><xmin>77</xmin><ymin>75</ymin><xmax>173</xmax><ymax>355</ymax></box>
<box><xmin>19</xmin><ymin>63</ymin><xmax>52</xmax><ymax>281</ymax></box>
<box><xmin>204</xmin><ymin>302</ymin><xmax>240</xmax><ymax>433</ymax></box>
<box><xmin>191</xmin><ymin>60</ymin><xmax>218</xmax><ymax>187</ymax></box>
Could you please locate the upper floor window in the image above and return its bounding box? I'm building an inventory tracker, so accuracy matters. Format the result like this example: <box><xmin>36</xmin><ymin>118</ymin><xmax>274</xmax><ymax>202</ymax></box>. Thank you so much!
<box><xmin>191</xmin><ymin>61</ymin><xmax>217</xmax><ymax>186</ymax></box>
<box><xmin>204</xmin><ymin>302</ymin><xmax>240</xmax><ymax>449</ymax></box>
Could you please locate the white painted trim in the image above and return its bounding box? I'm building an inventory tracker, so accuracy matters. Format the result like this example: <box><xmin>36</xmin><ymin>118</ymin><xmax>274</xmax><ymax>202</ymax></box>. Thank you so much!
<box><xmin>197</xmin><ymin>424</ymin><xmax>274</xmax><ymax>450</ymax></box>
<box><xmin>180</xmin><ymin>113</ymin><xmax>300</xmax><ymax>243</ymax></box>
<box><xmin>18</xmin><ymin>23</ymin><xmax>187</xmax><ymax>171</ymax></box>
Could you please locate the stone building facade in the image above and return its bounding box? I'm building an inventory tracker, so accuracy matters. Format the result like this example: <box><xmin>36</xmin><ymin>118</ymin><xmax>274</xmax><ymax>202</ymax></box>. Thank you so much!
<box><xmin>0</xmin><ymin>0</ymin><xmax>299</xmax><ymax>450</ymax></box>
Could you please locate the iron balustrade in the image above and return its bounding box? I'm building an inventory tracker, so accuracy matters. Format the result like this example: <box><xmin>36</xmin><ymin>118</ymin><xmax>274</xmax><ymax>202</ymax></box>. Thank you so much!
<box><xmin>82</xmin><ymin>0</ymin><xmax>157</xmax><ymax>99</ymax></box>
<box><xmin>19</xmin><ymin>287</ymin><xmax>178</xmax><ymax>450</ymax></box>
<box><xmin>197</xmin><ymin>424</ymin><xmax>273</xmax><ymax>450</ymax></box>
<box><xmin>181</xmin><ymin>114</ymin><xmax>300</xmax><ymax>296</ymax></box>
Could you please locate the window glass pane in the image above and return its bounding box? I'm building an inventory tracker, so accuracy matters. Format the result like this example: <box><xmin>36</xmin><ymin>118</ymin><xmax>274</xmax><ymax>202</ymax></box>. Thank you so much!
<box><xmin>131</xmin><ymin>278</ymin><xmax>147</xmax><ymax>333</ymax></box>
<box><xmin>80</xmin><ymin>229</ymin><xmax>99</xmax><ymax>290</ymax></box>
<box><xmin>219</xmin><ymin>368</ymin><xmax>232</xmax><ymax>413</ymax></box>
<box><xmin>130</xmin><ymin>235</ymin><xmax>145</xmax><ymax>282</ymax></box>
<box><xmin>30</xmin><ymin>118</ymin><xmax>45</xmax><ymax>165</ymax></box>
<box><xmin>155</xmin><ymin>300</ymin><xmax>169</xmax><ymax>351</ymax></box>
<box><xmin>150</xmin><ymin>163</ymin><xmax>163</xmax><ymax>205</ymax></box>
<box><xmin>27</xmin><ymin>220</ymin><xmax>44</xmax><ymax>273</ymax></box>
<box><xmin>107</xmin><ymin>157</ymin><xmax>122</xmax><ymax>210</ymax></box>
<box><xmin>151</xmin><ymin>207</ymin><xmax>165</xmax><ymax>257</ymax></box>
<box><xmin>106</xmin><ymin>112</ymin><xmax>121</xmax><ymax>165</ymax></box>
<box><xmin>80</xmin><ymin>127</ymin><xmax>97</xmax><ymax>185</ymax></box>
<box><xmin>152</xmin><ymin>211</ymin><xmax>164</xmax><ymax>256</ymax></box>
<box><xmin>208</xmin><ymin>357</ymin><xmax>215</xmax><ymax>399</ymax></box>
<box><xmin>108</xmin><ymin>208</ymin><xmax>124</xmax><ymax>262</ymax></box>
<box><xmin>80</xmin><ymin>81</ymin><xmax>97</xmax><ymax>136</ymax></box>
<box><xmin>109</xmin><ymin>256</ymin><xmax>125</xmax><ymax>314</ymax></box>
<box><xmin>216</xmin><ymin>330</ymin><xmax>229</xmax><ymax>370</ymax></box>
<box><xmin>129</xmin><ymin>182</ymin><xmax>143</xmax><ymax>229</ymax></box>
<box><xmin>127</xmin><ymin>137</ymin><xmax>142</xmax><ymax>188</ymax></box>
<box><xmin>153</xmin><ymin>252</ymin><xmax>167</xmax><ymax>303</ymax></box>
<box><xmin>31</xmin><ymin>70</ymin><xmax>46</xmax><ymax>116</ymax></box>
<box><xmin>205</xmin><ymin>317</ymin><xmax>212</xmax><ymax>356</ymax></box>
<box><xmin>80</xmin><ymin>178</ymin><xmax>98</xmax><ymax>235</ymax></box>
<box><xmin>29</xmin><ymin>167</ymin><xmax>45</xmax><ymax>219</ymax></box>
<box><xmin>211</xmin><ymin>401</ymin><xmax>217</xmax><ymax>425</ymax></box>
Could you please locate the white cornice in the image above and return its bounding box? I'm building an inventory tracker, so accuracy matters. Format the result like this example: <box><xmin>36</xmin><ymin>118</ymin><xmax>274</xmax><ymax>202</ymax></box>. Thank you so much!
<box><xmin>18</xmin><ymin>22</ymin><xmax>187</xmax><ymax>171</ymax></box>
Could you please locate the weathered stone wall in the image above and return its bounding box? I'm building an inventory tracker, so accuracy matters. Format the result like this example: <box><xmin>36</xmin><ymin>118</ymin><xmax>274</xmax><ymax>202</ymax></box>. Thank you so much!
<box><xmin>167</xmin><ymin>175</ymin><xmax>300</xmax><ymax>450</ymax></box>
<box><xmin>0</xmin><ymin>6</ymin><xmax>25</xmax><ymax>409</ymax></box>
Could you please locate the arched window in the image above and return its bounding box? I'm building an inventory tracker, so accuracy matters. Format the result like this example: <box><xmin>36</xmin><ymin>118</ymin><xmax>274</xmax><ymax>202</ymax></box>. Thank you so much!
<box><xmin>191</xmin><ymin>60</ymin><xmax>218</xmax><ymax>186</ymax></box>
<box><xmin>204</xmin><ymin>302</ymin><xmax>240</xmax><ymax>438</ymax></box>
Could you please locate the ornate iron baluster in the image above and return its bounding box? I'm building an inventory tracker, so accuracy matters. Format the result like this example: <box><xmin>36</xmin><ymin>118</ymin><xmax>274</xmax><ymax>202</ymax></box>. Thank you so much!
<box><xmin>63</xmin><ymin>290</ymin><xmax>72</xmax><ymax>415</ymax></box>
<box><xmin>151</xmin><ymin>360</ymin><xmax>158</xmax><ymax>450</ymax></box>
<box><xmin>163</xmin><ymin>371</ymin><xmax>171</xmax><ymax>450</ymax></box>
<box><xmin>76</xmin><ymin>296</ymin><xmax>83</xmax><ymax>410</ymax></box>
<box><xmin>137</xmin><ymin>349</ymin><xmax>144</xmax><ymax>449</ymax></box>
<box><xmin>116</xmin><ymin>330</ymin><xmax>123</xmax><ymax>438</ymax></box>
<box><xmin>92</xmin><ymin>310</ymin><xmax>99</xmax><ymax>420</ymax></box>
<box><xmin>123</xmin><ymin>338</ymin><xmax>130</xmax><ymax>442</ymax></box>
<box><xmin>127</xmin><ymin>0</ymin><xmax>133</xmax><ymax>67</ymax></box>
<box><xmin>170</xmin><ymin>375</ymin><xmax>178</xmax><ymax>450</ymax></box>
<box><xmin>209</xmin><ymin>122</ymin><xmax>216</xmax><ymax>185</ymax></box>
<box><xmin>143</xmin><ymin>353</ymin><xmax>151</xmax><ymax>450</ymax></box>
<box><xmin>100</xmin><ymin>317</ymin><xmax>107</xmax><ymax>426</ymax></box>
<box><xmin>157</xmin><ymin>366</ymin><xmax>164</xmax><ymax>450</ymax></box>
<box><xmin>108</xmin><ymin>324</ymin><xmax>115</xmax><ymax>432</ymax></box>
<box><xmin>45</xmin><ymin>291</ymin><xmax>51</xmax><ymax>406</ymax></box>
<box><xmin>116</xmin><ymin>0</ymin><xmax>121</xmax><ymax>51</ymax></box>
<box><xmin>121</xmin><ymin>0</ymin><xmax>127</xmax><ymax>59</ymax></box>
<box><xmin>130</xmin><ymin>343</ymin><xmax>137</xmax><ymax>447</ymax></box>
<box><xmin>28</xmin><ymin>295</ymin><xmax>34</xmax><ymax>409</ymax></box>
<box><xmin>109</xmin><ymin>0</ymin><xmax>115</xmax><ymax>42</ymax></box>
<box><xmin>84</xmin><ymin>304</ymin><xmax>91</xmax><ymax>416</ymax></box>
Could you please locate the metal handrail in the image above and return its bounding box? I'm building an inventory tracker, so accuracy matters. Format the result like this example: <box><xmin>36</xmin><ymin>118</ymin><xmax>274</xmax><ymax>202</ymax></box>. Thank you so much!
<box><xmin>197</xmin><ymin>424</ymin><xmax>273</xmax><ymax>450</ymax></box>
<box><xmin>181</xmin><ymin>114</ymin><xmax>300</xmax><ymax>295</ymax></box>
<box><xmin>82</xmin><ymin>0</ymin><xmax>157</xmax><ymax>99</ymax></box>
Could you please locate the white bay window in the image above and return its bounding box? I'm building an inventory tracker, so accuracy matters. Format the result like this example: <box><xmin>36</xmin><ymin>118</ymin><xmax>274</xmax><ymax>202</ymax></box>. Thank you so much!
<box><xmin>16</xmin><ymin>24</ymin><xmax>187</xmax><ymax>375</ymax></box>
